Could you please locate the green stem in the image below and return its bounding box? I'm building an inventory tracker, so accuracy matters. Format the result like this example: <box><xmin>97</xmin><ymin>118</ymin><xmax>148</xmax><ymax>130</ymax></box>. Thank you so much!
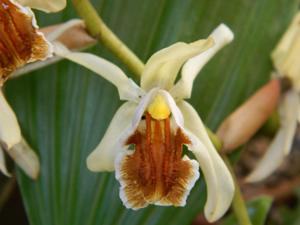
<box><xmin>72</xmin><ymin>0</ymin><xmax>144</xmax><ymax>76</ymax></box>
<box><xmin>224</xmin><ymin>157</ymin><xmax>253</xmax><ymax>225</ymax></box>
<box><xmin>206</xmin><ymin>127</ymin><xmax>223</xmax><ymax>151</ymax></box>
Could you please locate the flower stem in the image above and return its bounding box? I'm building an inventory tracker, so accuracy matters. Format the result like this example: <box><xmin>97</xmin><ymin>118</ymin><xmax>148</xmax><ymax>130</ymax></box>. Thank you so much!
<box><xmin>72</xmin><ymin>0</ymin><xmax>144</xmax><ymax>76</ymax></box>
<box><xmin>206</xmin><ymin>127</ymin><xmax>223</xmax><ymax>151</ymax></box>
<box><xmin>224</xmin><ymin>157</ymin><xmax>253</xmax><ymax>225</ymax></box>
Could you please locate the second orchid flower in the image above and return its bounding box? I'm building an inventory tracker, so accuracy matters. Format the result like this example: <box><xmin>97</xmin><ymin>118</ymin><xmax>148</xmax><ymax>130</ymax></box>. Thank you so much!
<box><xmin>56</xmin><ymin>24</ymin><xmax>235</xmax><ymax>222</ymax></box>
<box><xmin>0</xmin><ymin>0</ymin><xmax>66</xmax><ymax>178</ymax></box>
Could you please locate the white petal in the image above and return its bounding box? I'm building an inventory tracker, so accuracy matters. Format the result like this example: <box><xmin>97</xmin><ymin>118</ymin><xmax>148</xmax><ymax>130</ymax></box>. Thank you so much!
<box><xmin>246</xmin><ymin>91</ymin><xmax>300</xmax><ymax>182</ymax></box>
<box><xmin>170</xmin><ymin>24</ymin><xmax>234</xmax><ymax>100</ymax></box>
<box><xmin>0</xmin><ymin>147</ymin><xmax>11</xmax><ymax>177</ymax></box>
<box><xmin>54</xmin><ymin>43</ymin><xmax>144</xmax><ymax>102</ymax></box>
<box><xmin>0</xmin><ymin>91</ymin><xmax>22</xmax><ymax>149</ymax></box>
<box><xmin>15</xmin><ymin>0</ymin><xmax>66</xmax><ymax>12</ymax></box>
<box><xmin>177</xmin><ymin>100</ymin><xmax>234</xmax><ymax>222</ymax></box>
<box><xmin>87</xmin><ymin>102</ymin><xmax>138</xmax><ymax>172</ymax></box>
<box><xmin>140</xmin><ymin>38</ymin><xmax>214</xmax><ymax>91</ymax></box>
<box><xmin>186</xmin><ymin>138</ymin><xmax>219</xmax><ymax>222</ymax></box>
<box><xmin>7</xmin><ymin>139</ymin><xmax>40</xmax><ymax>179</ymax></box>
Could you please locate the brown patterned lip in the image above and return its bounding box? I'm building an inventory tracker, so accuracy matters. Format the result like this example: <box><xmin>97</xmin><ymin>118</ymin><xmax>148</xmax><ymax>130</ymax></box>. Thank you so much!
<box><xmin>0</xmin><ymin>0</ymin><xmax>52</xmax><ymax>86</ymax></box>
<box><xmin>118</xmin><ymin>112</ymin><xmax>198</xmax><ymax>208</ymax></box>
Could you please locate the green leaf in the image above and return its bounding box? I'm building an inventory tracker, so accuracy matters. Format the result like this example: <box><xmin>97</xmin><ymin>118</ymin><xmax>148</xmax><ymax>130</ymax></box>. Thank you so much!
<box><xmin>4</xmin><ymin>0</ymin><xmax>298</xmax><ymax>225</ymax></box>
<box><xmin>221</xmin><ymin>196</ymin><xmax>273</xmax><ymax>225</ymax></box>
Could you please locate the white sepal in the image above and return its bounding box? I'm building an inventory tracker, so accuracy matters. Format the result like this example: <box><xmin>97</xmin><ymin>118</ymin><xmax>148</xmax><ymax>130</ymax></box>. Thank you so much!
<box><xmin>54</xmin><ymin>44</ymin><xmax>144</xmax><ymax>102</ymax></box>
<box><xmin>246</xmin><ymin>91</ymin><xmax>300</xmax><ymax>182</ymax></box>
<box><xmin>54</xmin><ymin>43</ymin><xmax>144</xmax><ymax>102</ymax></box>
<box><xmin>177</xmin><ymin>100</ymin><xmax>234</xmax><ymax>222</ymax></box>
<box><xmin>170</xmin><ymin>24</ymin><xmax>234</xmax><ymax>100</ymax></box>
<box><xmin>7</xmin><ymin>139</ymin><xmax>40</xmax><ymax>179</ymax></box>
<box><xmin>87</xmin><ymin>102</ymin><xmax>138</xmax><ymax>172</ymax></box>
<box><xmin>0</xmin><ymin>91</ymin><xmax>22</xmax><ymax>150</ymax></box>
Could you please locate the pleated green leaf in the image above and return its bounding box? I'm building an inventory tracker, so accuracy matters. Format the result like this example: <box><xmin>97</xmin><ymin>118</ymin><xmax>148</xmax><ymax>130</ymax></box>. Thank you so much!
<box><xmin>4</xmin><ymin>0</ymin><xmax>298</xmax><ymax>225</ymax></box>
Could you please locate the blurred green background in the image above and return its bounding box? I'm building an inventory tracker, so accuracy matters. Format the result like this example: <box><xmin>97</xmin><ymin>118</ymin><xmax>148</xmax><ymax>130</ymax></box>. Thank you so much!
<box><xmin>1</xmin><ymin>0</ymin><xmax>300</xmax><ymax>224</ymax></box>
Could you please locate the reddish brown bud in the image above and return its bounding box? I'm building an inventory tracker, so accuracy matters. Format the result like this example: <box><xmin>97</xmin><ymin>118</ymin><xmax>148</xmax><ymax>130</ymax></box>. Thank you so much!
<box><xmin>39</xmin><ymin>21</ymin><xmax>96</xmax><ymax>51</ymax></box>
<box><xmin>217</xmin><ymin>79</ymin><xmax>281</xmax><ymax>152</ymax></box>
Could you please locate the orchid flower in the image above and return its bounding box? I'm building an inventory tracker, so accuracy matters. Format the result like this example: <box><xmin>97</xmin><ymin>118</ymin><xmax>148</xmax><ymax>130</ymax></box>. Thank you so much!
<box><xmin>246</xmin><ymin>12</ymin><xmax>300</xmax><ymax>182</ymax></box>
<box><xmin>56</xmin><ymin>24</ymin><xmax>235</xmax><ymax>222</ymax></box>
<box><xmin>0</xmin><ymin>0</ymin><xmax>65</xmax><ymax>178</ymax></box>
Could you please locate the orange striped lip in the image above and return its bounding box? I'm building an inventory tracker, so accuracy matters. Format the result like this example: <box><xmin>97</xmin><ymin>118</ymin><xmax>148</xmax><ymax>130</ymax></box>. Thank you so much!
<box><xmin>0</xmin><ymin>0</ymin><xmax>51</xmax><ymax>85</ymax></box>
<box><xmin>117</xmin><ymin>113</ymin><xmax>199</xmax><ymax>208</ymax></box>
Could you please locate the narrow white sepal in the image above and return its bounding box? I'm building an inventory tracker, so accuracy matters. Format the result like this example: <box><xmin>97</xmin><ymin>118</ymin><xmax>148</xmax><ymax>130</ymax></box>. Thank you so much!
<box><xmin>170</xmin><ymin>24</ymin><xmax>234</xmax><ymax>100</ymax></box>
<box><xmin>54</xmin><ymin>43</ymin><xmax>144</xmax><ymax>102</ymax></box>
<box><xmin>7</xmin><ymin>139</ymin><xmax>40</xmax><ymax>179</ymax></box>
<box><xmin>0</xmin><ymin>91</ymin><xmax>22</xmax><ymax>150</ymax></box>
<box><xmin>246</xmin><ymin>91</ymin><xmax>300</xmax><ymax>182</ymax></box>
<box><xmin>87</xmin><ymin>102</ymin><xmax>138</xmax><ymax>172</ymax></box>
<box><xmin>0</xmin><ymin>147</ymin><xmax>11</xmax><ymax>177</ymax></box>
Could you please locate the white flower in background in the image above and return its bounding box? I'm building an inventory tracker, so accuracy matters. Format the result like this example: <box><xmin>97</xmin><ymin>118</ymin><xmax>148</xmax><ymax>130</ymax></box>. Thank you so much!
<box><xmin>0</xmin><ymin>0</ymin><xmax>65</xmax><ymax>178</ymax></box>
<box><xmin>56</xmin><ymin>24</ymin><xmax>235</xmax><ymax>222</ymax></box>
<box><xmin>246</xmin><ymin>12</ymin><xmax>300</xmax><ymax>182</ymax></box>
